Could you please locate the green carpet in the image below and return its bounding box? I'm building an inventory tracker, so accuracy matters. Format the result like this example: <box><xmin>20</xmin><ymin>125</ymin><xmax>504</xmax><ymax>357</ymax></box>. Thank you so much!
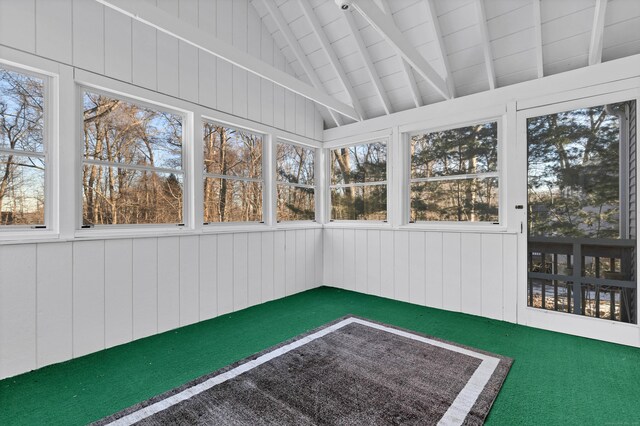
<box><xmin>1</xmin><ymin>286</ymin><xmax>639</xmax><ymax>425</ymax></box>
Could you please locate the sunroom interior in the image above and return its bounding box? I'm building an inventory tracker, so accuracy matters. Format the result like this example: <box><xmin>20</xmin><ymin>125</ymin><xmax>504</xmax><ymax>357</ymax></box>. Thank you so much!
<box><xmin>1</xmin><ymin>0</ymin><xmax>640</xmax><ymax>424</ymax></box>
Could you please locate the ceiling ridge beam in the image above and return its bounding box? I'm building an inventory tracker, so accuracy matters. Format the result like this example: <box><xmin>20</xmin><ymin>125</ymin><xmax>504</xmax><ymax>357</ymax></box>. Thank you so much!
<box><xmin>423</xmin><ymin>0</ymin><xmax>455</xmax><ymax>98</ymax></box>
<box><xmin>297</xmin><ymin>0</ymin><xmax>365</xmax><ymax>121</ymax></box>
<box><xmin>532</xmin><ymin>0</ymin><xmax>544</xmax><ymax>78</ymax></box>
<box><xmin>95</xmin><ymin>0</ymin><xmax>359</xmax><ymax>122</ymax></box>
<box><xmin>351</xmin><ymin>0</ymin><xmax>450</xmax><ymax>100</ymax></box>
<box><xmin>589</xmin><ymin>0</ymin><xmax>609</xmax><ymax>66</ymax></box>
<box><xmin>259</xmin><ymin>0</ymin><xmax>343</xmax><ymax>126</ymax></box>
<box><xmin>474</xmin><ymin>0</ymin><xmax>496</xmax><ymax>90</ymax></box>
<box><xmin>378</xmin><ymin>1</ymin><xmax>423</xmax><ymax>108</ymax></box>
<box><xmin>343</xmin><ymin>8</ymin><xmax>393</xmax><ymax>115</ymax></box>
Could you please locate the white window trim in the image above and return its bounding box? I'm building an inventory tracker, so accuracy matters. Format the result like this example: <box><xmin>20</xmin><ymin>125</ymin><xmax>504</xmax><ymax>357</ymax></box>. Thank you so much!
<box><xmin>75</xmin><ymin>84</ymin><xmax>192</xmax><ymax>235</ymax></box>
<box><xmin>401</xmin><ymin>116</ymin><xmax>507</xmax><ymax>232</ymax></box>
<box><xmin>326</xmin><ymin>137</ymin><xmax>390</xmax><ymax>225</ymax></box>
<box><xmin>275</xmin><ymin>138</ymin><xmax>317</xmax><ymax>224</ymax></box>
<box><xmin>201</xmin><ymin>119</ymin><xmax>268</xmax><ymax>227</ymax></box>
<box><xmin>0</xmin><ymin>60</ymin><xmax>59</xmax><ymax>241</ymax></box>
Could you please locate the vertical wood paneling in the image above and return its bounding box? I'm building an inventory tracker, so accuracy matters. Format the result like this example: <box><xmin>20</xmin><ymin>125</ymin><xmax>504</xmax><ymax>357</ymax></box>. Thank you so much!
<box><xmin>199</xmin><ymin>234</ymin><xmax>218</xmax><ymax>321</ymax></box>
<box><xmin>157</xmin><ymin>237</ymin><xmax>180</xmax><ymax>332</ymax></box>
<box><xmin>132</xmin><ymin>21</ymin><xmax>157</xmax><ymax>89</ymax></box>
<box><xmin>342</xmin><ymin>229</ymin><xmax>356</xmax><ymax>290</ymax></box>
<box><xmin>0</xmin><ymin>245</ymin><xmax>37</xmax><ymax>378</ymax></box>
<box><xmin>36</xmin><ymin>242</ymin><xmax>72</xmax><ymax>368</ymax></box>
<box><xmin>216</xmin><ymin>0</ymin><xmax>233</xmax><ymax>113</ymax></box>
<box><xmin>354</xmin><ymin>230</ymin><xmax>367</xmax><ymax>293</ymax></box>
<box><xmin>0</xmin><ymin>0</ymin><xmax>35</xmax><ymax>53</ymax></box>
<box><xmin>217</xmin><ymin>233</ymin><xmax>234</xmax><ymax>315</ymax></box>
<box><xmin>261</xmin><ymin>24</ymin><xmax>275</xmax><ymax>127</ymax></box>
<box><xmin>72</xmin><ymin>0</ymin><xmax>104</xmax><ymax>73</ymax></box>
<box><xmin>197</xmin><ymin>0</ymin><xmax>216</xmax><ymax>108</ymax></box>
<box><xmin>273</xmin><ymin>231</ymin><xmax>286</xmax><ymax>298</ymax></box>
<box><xmin>247</xmin><ymin>1</ymin><xmax>261</xmax><ymax>122</ymax></box>
<box><xmin>261</xmin><ymin>231</ymin><xmax>275</xmax><ymax>301</ymax></box>
<box><xmin>157</xmin><ymin>32</ymin><xmax>180</xmax><ymax>97</ymax></box>
<box><xmin>132</xmin><ymin>238</ymin><xmax>158</xmax><ymax>339</ymax></box>
<box><xmin>442</xmin><ymin>233</ymin><xmax>461</xmax><ymax>312</ymax></box>
<box><xmin>232</xmin><ymin>0</ymin><xmax>248</xmax><ymax>118</ymax></box>
<box><xmin>333</xmin><ymin>229</ymin><xmax>345</xmax><ymax>288</ymax></box>
<box><xmin>460</xmin><ymin>234</ymin><xmax>482</xmax><ymax>316</ymax></box>
<box><xmin>35</xmin><ymin>0</ymin><xmax>72</xmax><ymax>63</ymax></box>
<box><xmin>285</xmin><ymin>86</ymin><xmax>296</xmax><ymax>133</ymax></box>
<box><xmin>394</xmin><ymin>232</ymin><xmax>410</xmax><ymax>302</ymax></box>
<box><xmin>409</xmin><ymin>232</ymin><xmax>426</xmax><ymax>305</ymax></box>
<box><xmin>179</xmin><ymin>236</ymin><xmax>200</xmax><ymax>326</ymax></box>
<box><xmin>104</xmin><ymin>8</ymin><xmax>132</xmax><ymax>82</ymax></box>
<box><xmin>425</xmin><ymin>232</ymin><xmax>443</xmax><ymax>309</ymax></box>
<box><xmin>380</xmin><ymin>230</ymin><xmax>394</xmax><ymax>298</ymax></box>
<box><xmin>233</xmin><ymin>233</ymin><xmax>249</xmax><ymax>310</ymax></box>
<box><xmin>285</xmin><ymin>230</ymin><xmax>296</xmax><ymax>295</ymax></box>
<box><xmin>323</xmin><ymin>229</ymin><xmax>333</xmax><ymax>285</ymax></box>
<box><xmin>482</xmin><ymin>234</ymin><xmax>504</xmax><ymax>320</ymax></box>
<box><xmin>273</xmin><ymin>51</ymin><xmax>286</xmax><ymax>129</ymax></box>
<box><xmin>247</xmin><ymin>232</ymin><xmax>262</xmax><ymax>306</ymax></box>
<box><xmin>72</xmin><ymin>240</ymin><xmax>105</xmax><ymax>357</ymax></box>
<box><xmin>295</xmin><ymin>230</ymin><xmax>306</xmax><ymax>293</ymax></box>
<box><xmin>178</xmin><ymin>0</ymin><xmax>199</xmax><ymax>103</ymax></box>
<box><xmin>296</xmin><ymin>95</ymin><xmax>306</xmax><ymax>136</ymax></box>
<box><xmin>306</xmin><ymin>229</ymin><xmax>316</xmax><ymax>290</ymax></box>
<box><xmin>366</xmin><ymin>230</ymin><xmax>382</xmax><ymax>296</ymax></box>
<box><xmin>104</xmin><ymin>239</ymin><xmax>133</xmax><ymax>348</ymax></box>
<box><xmin>502</xmin><ymin>234</ymin><xmax>518</xmax><ymax>323</ymax></box>
<box><xmin>314</xmin><ymin>228</ymin><xmax>323</xmax><ymax>286</ymax></box>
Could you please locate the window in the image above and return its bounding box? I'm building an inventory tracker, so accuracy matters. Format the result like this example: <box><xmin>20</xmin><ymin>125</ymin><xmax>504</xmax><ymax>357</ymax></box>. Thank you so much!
<box><xmin>409</xmin><ymin>122</ymin><xmax>499</xmax><ymax>223</ymax></box>
<box><xmin>276</xmin><ymin>141</ymin><xmax>315</xmax><ymax>221</ymax></box>
<box><xmin>330</xmin><ymin>141</ymin><xmax>387</xmax><ymax>221</ymax></box>
<box><xmin>82</xmin><ymin>90</ymin><xmax>184</xmax><ymax>226</ymax></box>
<box><xmin>203</xmin><ymin>122</ymin><xmax>263</xmax><ymax>223</ymax></box>
<box><xmin>0</xmin><ymin>66</ymin><xmax>46</xmax><ymax>227</ymax></box>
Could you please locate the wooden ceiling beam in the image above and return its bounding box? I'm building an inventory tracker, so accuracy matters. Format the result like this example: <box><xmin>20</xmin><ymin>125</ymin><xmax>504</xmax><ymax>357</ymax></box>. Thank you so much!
<box><xmin>297</xmin><ymin>0</ymin><xmax>365</xmax><ymax>121</ymax></box>
<box><xmin>351</xmin><ymin>0</ymin><xmax>450</xmax><ymax>100</ymax></box>
<box><xmin>96</xmin><ymin>0</ymin><xmax>360</xmax><ymax>121</ymax></box>
<box><xmin>474</xmin><ymin>0</ymin><xmax>496</xmax><ymax>90</ymax></box>
<box><xmin>423</xmin><ymin>0</ymin><xmax>455</xmax><ymax>98</ymax></box>
<box><xmin>589</xmin><ymin>0</ymin><xmax>609</xmax><ymax>66</ymax></box>
<box><xmin>532</xmin><ymin>0</ymin><xmax>544</xmax><ymax>78</ymax></box>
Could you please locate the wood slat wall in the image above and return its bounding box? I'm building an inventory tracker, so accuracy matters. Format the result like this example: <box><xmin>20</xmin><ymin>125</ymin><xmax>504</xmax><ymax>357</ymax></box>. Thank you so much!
<box><xmin>0</xmin><ymin>0</ymin><xmax>323</xmax><ymax>140</ymax></box>
<box><xmin>0</xmin><ymin>229</ymin><xmax>322</xmax><ymax>379</ymax></box>
<box><xmin>323</xmin><ymin>228</ymin><xmax>518</xmax><ymax>322</ymax></box>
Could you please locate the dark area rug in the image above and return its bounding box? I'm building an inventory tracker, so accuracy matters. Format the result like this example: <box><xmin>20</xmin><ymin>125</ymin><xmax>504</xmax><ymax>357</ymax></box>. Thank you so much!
<box><xmin>94</xmin><ymin>316</ymin><xmax>512</xmax><ymax>425</ymax></box>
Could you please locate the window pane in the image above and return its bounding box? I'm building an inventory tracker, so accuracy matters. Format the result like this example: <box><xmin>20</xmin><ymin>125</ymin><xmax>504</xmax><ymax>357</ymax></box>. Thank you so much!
<box><xmin>0</xmin><ymin>68</ymin><xmax>45</xmax><ymax>153</ymax></box>
<box><xmin>83</xmin><ymin>92</ymin><xmax>182</xmax><ymax>170</ymax></box>
<box><xmin>411</xmin><ymin>122</ymin><xmax>497</xmax><ymax>179</ymax></box>
<box><xmin>331</xmin><ymin>142</ymin><xmax>386</xmax><ymax>185</ymax></box>
<box><xmin>82</xmin><ymin>165</ymin><xmax>183</xmax><ymax>225</ymax></box>
<box><xmin>276</xmin><ymin>143</ymin><xmax>314</xmax><ymax>185</ymax></box>
<box><xmin>0</xmin><ymin>155</ymin><xmax>45</xmax><ymax>225</ymax></box>
<box><xmin>277</xmin><ymin>185</ymin><xmax>314</xmax><ymax>221</ymax></box>
<box><xmin>331</xmin><ymin>185</ymin><xmax>387</xmax><ymax>221</ymax></box>
<box><xmin>527</xmin><ymin>102</ymin><xmax>633</xmax><ymax>238</ymax></box>
<box><xmin>203</xmin><ymin>123</ymin><xmax>262</xmax><ymax>178</ymax></box>
<box><xmin>204</xmin><ymin>177</ymin><xmax>262</xmax><ymax>223</ymax></box>
<box><xmin>410</xmin><ymin>178</ymin><xmax>498</xmax><ymax>222</ymax></box>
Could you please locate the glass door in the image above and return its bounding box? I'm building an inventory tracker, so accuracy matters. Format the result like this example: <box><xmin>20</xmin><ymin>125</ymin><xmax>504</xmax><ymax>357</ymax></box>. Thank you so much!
<box><xmin>525</xmin><ymin>98</ymin><xmax>637</xmax><ymax>324</ymax></box>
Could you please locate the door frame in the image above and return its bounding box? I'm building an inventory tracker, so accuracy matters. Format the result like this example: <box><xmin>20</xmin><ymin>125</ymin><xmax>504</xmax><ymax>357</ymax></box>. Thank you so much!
<box><xmin>515</xmin><ymin>84</ymin><xmax>640</xmax><ymax>347</ymax></box>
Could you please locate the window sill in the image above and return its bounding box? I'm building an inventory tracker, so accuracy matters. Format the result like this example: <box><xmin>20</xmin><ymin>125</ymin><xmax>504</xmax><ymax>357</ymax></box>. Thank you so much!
<box><xmin>324</xmin><ymin>221</ymin><xmax>392</xmax><ymax>231</ymax></box>
<box><xmin>397</xmin><ymin>223</ymin><xmax>512</xmax><ymax>234</ymax></box>
<box><xmin>0</xmin><ymin>230</ymin><xmax>61</xmax><ymax>245</ymax></box>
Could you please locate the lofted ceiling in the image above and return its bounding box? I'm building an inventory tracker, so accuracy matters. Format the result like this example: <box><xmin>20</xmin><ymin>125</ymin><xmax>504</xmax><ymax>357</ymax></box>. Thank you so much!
<box><xmin>249</xmin><ymin>0</ymin><xmax>640</xmax><ymax>129</ymax></box>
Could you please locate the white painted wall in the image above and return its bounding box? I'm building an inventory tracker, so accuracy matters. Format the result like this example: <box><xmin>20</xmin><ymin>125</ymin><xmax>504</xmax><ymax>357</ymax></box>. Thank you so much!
<box><xmin>0</xmin><ymin>0</ymin><xmax>326</xmax><ymax>380</ymax></box>
<box><xmin>0</xmin><ymin>229</ymin><xmax>322</xmax><ymax>379</ymax></box>
<box><xmin>322</xmin><ymin>55</ymin><xmax>640</xmax><ymax>348</ymax></box>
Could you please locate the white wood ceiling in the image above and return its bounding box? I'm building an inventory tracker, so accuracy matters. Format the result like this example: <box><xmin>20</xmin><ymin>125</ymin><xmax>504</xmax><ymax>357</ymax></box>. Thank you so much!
<box><xmin>250</xmin><ymin>0</ymin><xmax>640</xmax><ymax>129</ymax></box>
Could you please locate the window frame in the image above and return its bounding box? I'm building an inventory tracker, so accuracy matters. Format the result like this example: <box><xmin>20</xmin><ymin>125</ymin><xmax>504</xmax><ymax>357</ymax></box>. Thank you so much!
<box><xmin>0</xmin><ymin>61</ymin><xmax>55</xmax><ymax>236</ymax></box>
<box><xmin>275</xmin><ymin>138</ymin><xmax>317</xmax><ymax>224</ymax></box>
<box><xmin>201</xmin><ymin>119</ymin><xmax>267</xmax><ymax>227</ymax></box>
<box><xmin>326</xmin><ymin>138</ymin><xmax>390</xmax><ymax>224</ymax></box>
<box><xmin>404</xmin><ymin>116</ymin><xmax>505</xmax><ymax>229</ymax></box>
<box><xmin>76</xmin><ymin>85</ymin><xmax>190</xmax><ymax>231</ymax></box>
